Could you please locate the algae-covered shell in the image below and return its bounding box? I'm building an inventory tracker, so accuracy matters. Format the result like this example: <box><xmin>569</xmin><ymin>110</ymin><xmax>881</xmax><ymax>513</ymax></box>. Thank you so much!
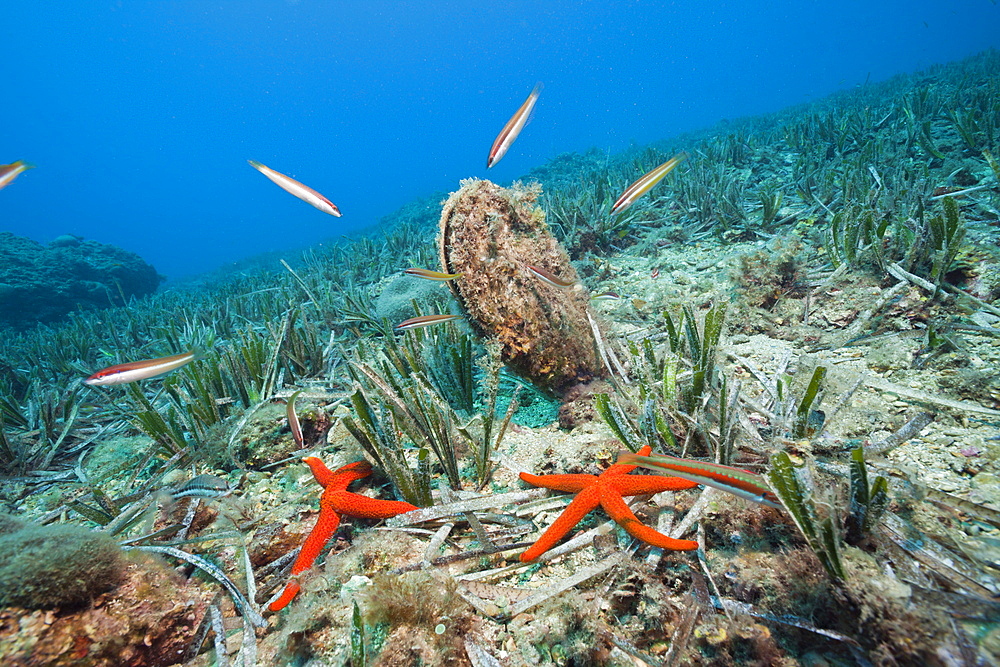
<box><xmin>438</xmin><ymin>179</ymin><xmax>602</xmax><ymax>394</ymax></box>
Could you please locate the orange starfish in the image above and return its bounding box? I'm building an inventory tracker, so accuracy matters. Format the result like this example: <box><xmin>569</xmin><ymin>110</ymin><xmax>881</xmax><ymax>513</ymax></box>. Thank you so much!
<box><xmin>268</xmin><ymin>457</ymin><xmax>417</xmax><ymax>611</ymax></box>
<box><xmin>518</xmin><ymin>445</ymin><xmax>700</xmax><ymax>562</ymax></box>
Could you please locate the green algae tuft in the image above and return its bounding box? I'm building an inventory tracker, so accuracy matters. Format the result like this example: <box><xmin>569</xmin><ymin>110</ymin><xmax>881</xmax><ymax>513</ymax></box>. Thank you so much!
<box><xmin>0</xmin><ymin>523</ymin><xmax>125</xmax><ymax>609</ymax></box>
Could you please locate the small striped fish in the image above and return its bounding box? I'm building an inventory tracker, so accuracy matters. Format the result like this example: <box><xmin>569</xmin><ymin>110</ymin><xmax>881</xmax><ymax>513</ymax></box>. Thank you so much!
<box><xmin>171</xmin><ymin>474</ymin><xmax>231</xmax><ymax>499</ymax></box>
<box><xmin>395</xmin><ymin>314</ymin><xmax>462</xmax><ymax>330</ymax></box>
<box><xmin>84</xmin><ymin>350</ymin><xmax>200</xmax><ymax>386</ymax></box>
<box><xmin>487</xmin><ymin>83</ymin><xmax>542</xmax><ymax>168</ymax></box>
<box><xmin>0</xmin><ymin>160</ymin><xmax>34</xmax><ymax>191</ymax></box>
<box><xmin>287</xmin><ymin>390</ymin><xmax>304</xmax><ymax>448</ymax></box>
<box><xmin>525</xmin><ymin>264</ymin><xmax>574</xmax><ymax>288</ymax></box>
<box><xmin>611</xmin><ymin>152</ymin><xmax>687</xmax><ymax>214</ymax></box>
<box><xmin>404</xmin><ymin>268</ymin><xmax>463</xmax><ymax>281</ymax></box>
<box><xmin>248</xmin><ymin>160</ymin><xmax>341</xmax><ymax>217</ymax></box>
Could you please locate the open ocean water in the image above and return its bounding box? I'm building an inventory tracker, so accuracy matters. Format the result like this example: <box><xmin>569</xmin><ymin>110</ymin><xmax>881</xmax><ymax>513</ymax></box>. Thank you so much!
<box><xmin>1</xmin><ymin>1</ymin><xmax>998</xmax><ymax>279</ymax></box>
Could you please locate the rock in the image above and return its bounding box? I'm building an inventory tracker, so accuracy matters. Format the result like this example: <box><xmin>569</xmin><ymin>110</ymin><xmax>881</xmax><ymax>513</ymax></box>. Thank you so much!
<box><xmin>970</xmin><ymin>310</ymin><xmax>999</xmax><ymax>328</ymax></box>
<box><xmin>557</xmin><ymin>379</ymin><xmax>614</xmax><ymax>429</ymax></box>
<box><xmin>866</xmin><ymin>336</ymin><xmax>916</xmax><ymax>372</ymax></box>
<box><xmin>0</xmin><ymin>551</ymin><xmax>214</xmax><ymax>667</ymax></box>
<box><xmin>248</xmin><ymin>521</ymin><xmax>311</xmax><ymax>568</ymax></box>
<box><xmin>968</xmin><ymin>472</ymin><xmax>1000</xmax><ymax>508</ymax></box>
<box><xmin>48</xmin><ymin>234</ymin><xmax>82</xmax><ymax>248</ymax></box>
<box><xmin>373</xmin><ymin>272</ymin><xmax>442</xmax><ymax>326</ymax></box>
<box><xmin>0</xmin><ymin>232</ymin><xmax>162</xmax><ymax>329</ymax></box>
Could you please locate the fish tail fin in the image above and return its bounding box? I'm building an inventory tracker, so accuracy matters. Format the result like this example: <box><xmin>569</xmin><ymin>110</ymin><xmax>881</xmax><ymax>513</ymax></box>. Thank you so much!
<box><xmin>616</xmin><ymin>451</ymin><xmax>641</xmax><ymax>466</ymax></box>
<box><xmin>16</xmin><ymin>160</ymin><xmax>36</xmax><ymax>170</ymax></box>
<box><xmin>524</xmin><ymin>82</ymin><xmax>543</xmax><ymax>125</ymax></box>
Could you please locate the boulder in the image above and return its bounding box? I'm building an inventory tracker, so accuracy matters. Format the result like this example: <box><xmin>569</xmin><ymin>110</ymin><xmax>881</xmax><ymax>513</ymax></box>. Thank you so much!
<box><xmin>0</xmin><ymin>232</ymin><xmax>162</xmax><ymax>329</ymax></box>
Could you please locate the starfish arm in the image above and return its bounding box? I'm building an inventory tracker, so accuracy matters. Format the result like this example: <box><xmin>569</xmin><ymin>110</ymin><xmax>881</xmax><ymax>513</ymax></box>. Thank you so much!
<box><xmin>329</xmin><ymin>490</ymin><xmax>418</xmax><ymax>519</ymax></box>
<box><xmin>305</xmin><ymin>458</ymin><xmax>373</xmax><ymax>492</ymax></box>
<box><xmin>269</xmin><ymin>506</ymin><xmax>342</xmax><ymax>612</ymax></box>
<box><xmin>519</xmin><ymin>487</ymin><xmax>601</xmax><ymax>562</ymax></box>
<box><xmin>268</xmin><ymin>580</ymin><xmax>301</xmax><ymax>612</ymax></box>
<box><xmin>290</xmin><ymin>508</ymin><xmax>341</xmax><ymax>575</ymax></box>
<box><xmin>303</xmin><ymin>456</ymin><xmax>337</xmax><ymax>487</ymax></box>
<box><xmin>602</xmin><ymin>445</ymin><xmax>653</xmax><ymax>476</ymax></box>
<box><xmin>519</xmin><ymin>472</ymin><xmax>597</xmax><ymax>493</ymax></box>
<box><xmin>609</xmin><ymin>475</ymin><xmax>700</xmax><ymax>497</ymax></box>
<box><xmin>598</xmin><ymin>484</ymin><xmax>698</xmax><ymax>551</ymax></box>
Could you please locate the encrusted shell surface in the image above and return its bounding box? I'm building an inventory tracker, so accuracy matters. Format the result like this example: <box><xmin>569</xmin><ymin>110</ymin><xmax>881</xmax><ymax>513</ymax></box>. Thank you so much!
<box><xmin>438</xmin><ymin>179</ymin><xmax>602</xmax><ymax>394</ymax></box>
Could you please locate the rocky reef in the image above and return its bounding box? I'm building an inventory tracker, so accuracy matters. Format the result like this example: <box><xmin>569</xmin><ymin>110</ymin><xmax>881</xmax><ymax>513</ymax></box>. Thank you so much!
<box><xmin>0</xmin><ymin>232</ymin><xmax>161</xmax><ymax>330</ymax></box>
<box><xmin>438</xmin><ymin>179</ymin><xmax>603</xmax><ymax>395</ymax></box>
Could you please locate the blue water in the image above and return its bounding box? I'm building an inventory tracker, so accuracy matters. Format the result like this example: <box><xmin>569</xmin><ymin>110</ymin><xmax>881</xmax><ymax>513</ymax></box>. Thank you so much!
<box><xmin>2</xmin><ymin>1</ymin><xmax>998</xmax><ymax>279</ymax></box>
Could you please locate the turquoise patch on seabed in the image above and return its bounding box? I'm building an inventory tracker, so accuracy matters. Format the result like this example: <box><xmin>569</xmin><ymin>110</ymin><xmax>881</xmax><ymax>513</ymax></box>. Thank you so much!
<box><xmin>495</xmin><ymin>380</ymin><xmax>561</xmax><ymax>428</ymax></box>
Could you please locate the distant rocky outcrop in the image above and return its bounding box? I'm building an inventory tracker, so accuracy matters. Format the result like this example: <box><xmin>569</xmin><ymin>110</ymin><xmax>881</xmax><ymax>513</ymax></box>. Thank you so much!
<box><xmin>0</xmin><ymin>232</ymin><xmax>162</xmax><ymax>329</ymax></box>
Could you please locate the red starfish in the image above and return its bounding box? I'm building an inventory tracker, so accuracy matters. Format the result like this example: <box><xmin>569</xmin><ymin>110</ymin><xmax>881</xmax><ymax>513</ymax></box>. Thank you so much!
<box><xmin>268</xmin><ymin>458</ymin><xmax>417</xmax><ymax>611</ymax></box>
<box><xmin>518</xmin><ymin>445</ymin><xmax>700</xmax><ymax>562</ymax></box>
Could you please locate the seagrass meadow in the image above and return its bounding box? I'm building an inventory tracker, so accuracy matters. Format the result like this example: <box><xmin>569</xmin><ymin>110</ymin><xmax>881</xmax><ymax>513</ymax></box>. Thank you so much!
<box><xmin>2</xmin><ymin>50</ymin><xmax>1000</xmax><ymax>666</ymax></box>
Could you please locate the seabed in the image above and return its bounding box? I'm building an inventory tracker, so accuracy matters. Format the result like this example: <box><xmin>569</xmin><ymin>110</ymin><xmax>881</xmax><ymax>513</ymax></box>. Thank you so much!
<box><xmin>2</xmin><ymin>51</ymin><xmax>1000</xmax><ymax>666</ymax></box>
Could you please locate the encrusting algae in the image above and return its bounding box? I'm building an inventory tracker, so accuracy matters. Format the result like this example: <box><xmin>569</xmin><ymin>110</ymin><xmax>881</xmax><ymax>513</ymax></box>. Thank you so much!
<box><xmin>438</xmin><ymin>179</ymin><xmax>603</xmax><ymax>395</ymax></box>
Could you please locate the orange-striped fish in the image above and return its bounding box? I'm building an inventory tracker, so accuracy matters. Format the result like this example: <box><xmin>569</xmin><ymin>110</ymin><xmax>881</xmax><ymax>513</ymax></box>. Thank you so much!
<box><xmin>487</xmin><ymin>83</ymin><xmax>542</xmax><ymax>168</ymax></box>
<box><xmin>248</xmin><ymin>160</ymin><xmax>341</xmax><ymax>217</ymax></box>
<box><xmin>610</xmin><ymin>152</ymin><xmax>687</xmax><ymax>214</ymax></box>
<box><xmin>525</xmin><ymin>264</ymin><xmax>574</xmax><ymax>288</ymax></box>
<box><xmin>84</xmin><ymin>351</ymin><xmax>200</xmax><ymax>386</ymax></box>
<box><xmin>395</xmin><ymin>314</ymin><xmax>461</xmax><ymax>331</ymax></box>
<box><xmin>404</xmin><ymin>268</ymin><xmax>463</xmax><ymax>281</ymax></box>
<box><xmin>0</xmin><ymin>160</ymin><xmax>35</xmax><ymax>191</ymax></box>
